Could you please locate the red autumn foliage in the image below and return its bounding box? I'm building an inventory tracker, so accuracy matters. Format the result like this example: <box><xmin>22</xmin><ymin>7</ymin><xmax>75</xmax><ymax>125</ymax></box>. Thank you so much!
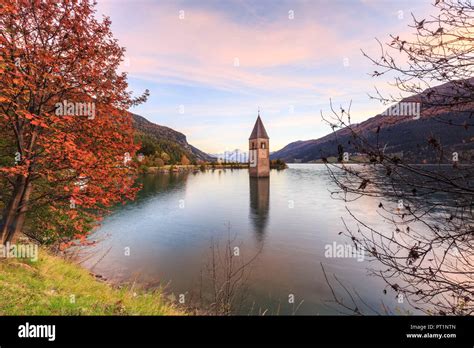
<box><xmin>0</xmin><ymin>0</ymin><xmax>148</xmax><ymax>245</ymax></box>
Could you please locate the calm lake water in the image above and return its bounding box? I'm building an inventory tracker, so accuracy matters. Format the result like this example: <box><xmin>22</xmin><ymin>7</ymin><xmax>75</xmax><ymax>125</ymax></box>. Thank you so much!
<box><xmin>82</xmin><ymin>164</ymin><xmax>418</xmax><ymax>315</ymax></box>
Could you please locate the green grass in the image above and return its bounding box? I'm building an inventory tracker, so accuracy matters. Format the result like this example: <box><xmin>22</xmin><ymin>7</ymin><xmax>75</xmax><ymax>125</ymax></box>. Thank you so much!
<box><xmin>0</xmin><ymin>249</ymin><xmax>182</xmax><ymax>315</ymax></box>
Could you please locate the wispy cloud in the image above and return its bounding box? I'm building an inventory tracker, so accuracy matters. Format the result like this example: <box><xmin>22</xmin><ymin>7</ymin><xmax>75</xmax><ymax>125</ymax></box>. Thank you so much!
<box><xmin>97</xmin><ymin>0</ymin><xmax>434</xmax><ymax>153</ymax></box>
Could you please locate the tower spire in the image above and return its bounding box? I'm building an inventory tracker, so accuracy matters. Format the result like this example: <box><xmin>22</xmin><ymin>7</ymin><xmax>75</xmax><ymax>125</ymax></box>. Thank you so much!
<box><xmin>249</xmin><ymin>113</ymin><xmax>269</xmax><ymax>139</ymax></box>
<box><xmin>248</xmin><ymin>111</ymin><xmax>270</xmax><ymax>178</ymax></box>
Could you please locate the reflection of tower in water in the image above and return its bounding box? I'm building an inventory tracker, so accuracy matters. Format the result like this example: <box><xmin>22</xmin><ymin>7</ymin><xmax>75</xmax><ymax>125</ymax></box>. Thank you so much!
<box><xmin>249</xmin><ymin>177</ymin><xmax>270</xmax><ymax>242</ymax></box>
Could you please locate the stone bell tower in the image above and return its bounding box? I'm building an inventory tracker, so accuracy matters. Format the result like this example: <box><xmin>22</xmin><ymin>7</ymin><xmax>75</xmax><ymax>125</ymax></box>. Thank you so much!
<box><xmin>249</xmin><ymin>110</ymin><xmax>270</xmax><ymax>177</ymax></box>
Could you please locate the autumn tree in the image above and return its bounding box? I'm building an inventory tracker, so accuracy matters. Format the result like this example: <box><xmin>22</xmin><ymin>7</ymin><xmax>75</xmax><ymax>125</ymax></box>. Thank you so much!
<box><xmin>180</xmin><ymin>154</ymin><xmax>190</xmax><ymax>165</ymax></box>
<box><xmin>322</xmin><ymin>0</ymin><xmax>473</xmax><ymax>315</ymax></box>
<box><xmin>160</xmin><ymin>152</ymin><xmax>170</xmax><ymax>164</ymax></box>
<box><xmin>0</xmin><ymin>0</ymin><xmax>148</xmax><ymax>245</ymax></box>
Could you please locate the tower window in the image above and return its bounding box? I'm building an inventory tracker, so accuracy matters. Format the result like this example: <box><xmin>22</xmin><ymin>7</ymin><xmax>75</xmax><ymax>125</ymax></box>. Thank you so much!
<box><xmin>261</xmin><ymin>142</ymin><xmax>266</xmax><ymax>149</ymax></box>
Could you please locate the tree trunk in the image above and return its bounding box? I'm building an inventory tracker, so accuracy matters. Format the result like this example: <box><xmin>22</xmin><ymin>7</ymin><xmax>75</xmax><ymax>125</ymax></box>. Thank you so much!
<box><xmin>6</xmin><ymin>180</ymin><xmax>33</xmax><ymax>243</ymax></box>
<box><xmin>0</xmin><ymin>176</ymin><xmax>25</xmax><ymax>242</ymax></box>
<box><xmin>0</xmin><ymin>175</ymin><xmax>31</xmax><ymax>245</ymax></box>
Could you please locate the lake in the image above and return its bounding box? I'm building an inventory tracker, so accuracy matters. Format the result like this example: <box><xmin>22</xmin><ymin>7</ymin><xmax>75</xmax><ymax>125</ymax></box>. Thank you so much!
<box><xmin>81</xmin><ymin>164</ymin><xmax>418</xmax><ymax>315</ymax></box>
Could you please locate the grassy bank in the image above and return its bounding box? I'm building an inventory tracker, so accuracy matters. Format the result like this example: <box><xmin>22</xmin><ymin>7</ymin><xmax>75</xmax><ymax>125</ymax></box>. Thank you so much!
<box><xmin>0</xmin><ymin>249</ymin><xmax>182</xmax><ymax>315</ymax></box>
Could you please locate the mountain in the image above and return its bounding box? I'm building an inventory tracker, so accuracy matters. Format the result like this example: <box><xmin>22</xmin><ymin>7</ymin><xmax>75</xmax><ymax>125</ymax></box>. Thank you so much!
<box><xmin>271</xmin><ymin>79</ymin><xmax>474</xmax><ymax>163</ymax></box>
<box><xmin>131</xmin><ymin>113</ymin><xmax>213</xmax><ymax>162</ymax></box>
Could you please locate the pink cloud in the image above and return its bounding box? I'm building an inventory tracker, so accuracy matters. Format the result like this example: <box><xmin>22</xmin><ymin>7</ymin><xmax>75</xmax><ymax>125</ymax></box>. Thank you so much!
<box><xmin>103</xmin><ymin>3</ymin><xmax>362</xmax><ymax>92</ymax></box>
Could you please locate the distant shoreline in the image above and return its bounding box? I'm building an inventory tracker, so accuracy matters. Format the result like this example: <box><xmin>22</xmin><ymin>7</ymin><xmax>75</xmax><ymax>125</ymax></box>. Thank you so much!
<box><xmin>141</xmin><ymin>161</ymin><xmax>290</xmax><ymax>174</ymax></box>
<box><xmin>142</xmin><ymin>163</ymin><xmax>249</xmax><ymax>174</ymax></box>
<box><xmin>141</xmin><ymin>162</ymin><xmax>470</xmax><ymax>174</ymax></box>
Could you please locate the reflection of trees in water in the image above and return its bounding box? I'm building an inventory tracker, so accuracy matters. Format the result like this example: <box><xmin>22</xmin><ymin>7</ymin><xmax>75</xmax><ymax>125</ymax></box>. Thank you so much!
<box><xmin>249</xmin><ymin>177</ymin><xmax>270</xmax><ymax>243</ymax></box>
<box><xmin>137</xmin><ymin>172</ymin><xmax>189</xmax><ymax>200</ymax></box>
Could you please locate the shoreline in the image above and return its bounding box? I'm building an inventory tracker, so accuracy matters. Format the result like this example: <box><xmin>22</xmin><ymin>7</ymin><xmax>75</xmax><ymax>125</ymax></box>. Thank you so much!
<box><xmin>142</xmin><ymin>164</ymin><xmax>249</xmax><ymax>174</ymax></box>
<box><xmin>141</xmin><ymin>162</ymin><xmax>288</xmax><ymax>174</ymax></box>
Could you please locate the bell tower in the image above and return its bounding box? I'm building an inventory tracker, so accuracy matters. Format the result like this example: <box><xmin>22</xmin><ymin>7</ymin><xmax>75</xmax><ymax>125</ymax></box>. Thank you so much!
<box><xmin>249</xmin><ymin>109</ymin><xmax>270</xmax><ymax>177</ymax></box>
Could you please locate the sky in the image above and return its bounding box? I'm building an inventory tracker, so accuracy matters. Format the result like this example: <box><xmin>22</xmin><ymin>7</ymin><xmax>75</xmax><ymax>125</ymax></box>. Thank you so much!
<box><xmin>96</xmin><ymin>0</ymin><xmax>436</xmax><ymax>154</ymax></box>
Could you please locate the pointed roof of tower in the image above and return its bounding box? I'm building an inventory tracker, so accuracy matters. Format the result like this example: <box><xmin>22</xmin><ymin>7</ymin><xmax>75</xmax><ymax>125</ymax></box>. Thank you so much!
<box><xmin>249</xmin><ymin>113</ymin><xmax>269</xmax><ymax>140</ymax></box>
